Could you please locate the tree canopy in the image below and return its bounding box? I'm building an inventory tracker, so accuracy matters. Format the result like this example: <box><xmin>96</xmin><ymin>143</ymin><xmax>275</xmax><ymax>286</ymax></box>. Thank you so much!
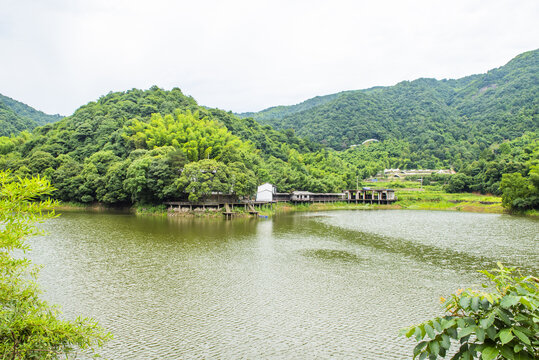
<box><xmin>0</xmin><ymin>171</ymin><xmax>110</xmax><ymax>358</ymax></box>
<box><xmin>0</xmin><ymin>50</ymin><xmax>537</xmax><ymax>208</ymax></box>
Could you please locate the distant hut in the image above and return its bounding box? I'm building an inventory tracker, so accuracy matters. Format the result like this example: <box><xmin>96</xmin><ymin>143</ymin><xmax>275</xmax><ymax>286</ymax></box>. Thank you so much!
<box><xmin>256</xmin><ymin>183</ymin><xmax>276</xmax><ymax>202</ymax></box>
<box><xmin>290</xmin><ymin>191</ymin><xmax>315</xmax><ymax>202</ymax></box>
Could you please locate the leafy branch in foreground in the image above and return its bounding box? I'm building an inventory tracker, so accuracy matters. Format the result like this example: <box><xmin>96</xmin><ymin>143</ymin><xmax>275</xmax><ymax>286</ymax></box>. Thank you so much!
<box><xmin>0</xmin><ymin>171</ymin><xmax>111</xmax><ymax>359</ymax></box>
<box><xmin>400</xmin><ymin>263</ymin><xmax>538</xmax><ymax>359</ymax></box>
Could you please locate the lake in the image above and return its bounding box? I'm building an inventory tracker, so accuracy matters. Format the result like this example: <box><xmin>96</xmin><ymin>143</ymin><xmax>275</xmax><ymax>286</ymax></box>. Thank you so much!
<box><xmin>30</xmin><ymin>210</ymin><xmax>538</xmax><ymax>359</ymax></box>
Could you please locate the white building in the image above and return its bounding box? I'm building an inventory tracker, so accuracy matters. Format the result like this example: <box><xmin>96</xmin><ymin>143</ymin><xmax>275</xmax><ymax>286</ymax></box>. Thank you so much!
<box><xmin>256</xmin><ymin>183</ymin><xmax>276</xmax><ymax>202</ymax></box>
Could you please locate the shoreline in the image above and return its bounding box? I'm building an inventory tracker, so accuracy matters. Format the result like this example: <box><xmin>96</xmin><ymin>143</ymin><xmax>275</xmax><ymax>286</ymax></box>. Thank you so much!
<box><xmin>52</xmin><ymin>197</ymin><xmax>539</xmax><ymax>218</ymax></box>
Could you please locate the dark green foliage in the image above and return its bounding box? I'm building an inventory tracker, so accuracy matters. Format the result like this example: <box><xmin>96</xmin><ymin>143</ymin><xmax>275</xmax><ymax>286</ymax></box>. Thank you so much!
<box><xmin>453</xmin><ymin>132</ymin><xmax>538</xmax><ymax>198</ymax></box>
<box><xmin>445</xmin><ymin>173</ymin><xmax>472</xmax><ymax>193</ymax></box>
<box><xmin>0</xmin><ymin>86</ymin><xmax>348</xmax><ymax>204</ymax></box>
<box><xmin>0</xmin><ymin>102</ymin><xmax>35</xmax><ymax>136</ymax></box>
<box><xmin>0</xmin><ymin>93</ymin><xmax>62</xmax><ymax>136</ymax></box>
<box><xmin>0</xmin><ymin>50</ymin><xmax>537</xmax><ymax>206</ymax></box>
<box><xmin>248</xmin><ymin>50</ymin><xmax>539</xmax><ymax>162</ymax></box>
<box><xmin>401</xmin><ymin>264</ymin><xmax>539</xmax><ymax>360</ymax></box>
<box><xmin>500</xmin><ymin>165</ymin><xmax>539</xmax><ymax>211</ymax></box>
<box><xmin>237</xmin><ymin>91</ymin><xmax>349</xmax><ymax>122</ymax></box>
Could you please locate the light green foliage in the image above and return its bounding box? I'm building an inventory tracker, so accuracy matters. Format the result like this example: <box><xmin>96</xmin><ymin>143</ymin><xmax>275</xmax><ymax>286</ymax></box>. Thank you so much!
<box><xmin>496</xmin><ymin>134</ymin><xmax>539</xmax><ymax>210</ymax></box>
<box><xmin>124</xmin><ymin>110</ymin><xmax>255</xmax><ymax>162</ymax></box>
<box><xmin>227</xmin><ymin>162</ymin><xmax>257</xmax><ymax>197</ymax></box>
<box><xmin>401</xmin><ymin>264</ymin><xmax>539</xmax><ymax>359</ymax></box>
<box><xmin>0</xmin><ymin>86</ymin><xmax>351</xmax><ymax>203</ymax></box>
<box><xmin>454</xmin><ymin>133</ymin><xmax>539</xmax><ymax>195</ymax></box>
<box><xmin>0</xmin><ymin>54</ymin><xmax>537</xmax><ymax>206</ymax></box>
<box><xmin>0</xmin><ymin>171</ymin><xmax>110</xmax><ymax>358</ymax></box>
<box><xmin>177</xmin><ymin>159</ymin><xmax>231</xmax><ymax>202</ymax></box>
<box><xmin>175</xmin><ymin>158</ymin><xmax>257</xmax><ymax>202</ymax></box>
<box><xmin>500</xmin><ymin>166</ymin><xmax>539</xmax><ymax>211</ymax></box>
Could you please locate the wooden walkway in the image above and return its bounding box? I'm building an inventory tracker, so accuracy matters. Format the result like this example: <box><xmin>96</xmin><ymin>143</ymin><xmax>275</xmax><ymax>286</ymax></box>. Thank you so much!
<box><xmin>223</xmin><ymin>203</ymin><xmax>235</xmax><ymax>219</ymax></box>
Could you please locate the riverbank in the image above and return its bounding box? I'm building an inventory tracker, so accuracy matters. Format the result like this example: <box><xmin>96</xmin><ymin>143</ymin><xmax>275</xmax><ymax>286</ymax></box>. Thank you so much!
<box><xmin>52</xmin><ymin>191</ymin><xmax>539</xmax><ymax>218</ymax></box>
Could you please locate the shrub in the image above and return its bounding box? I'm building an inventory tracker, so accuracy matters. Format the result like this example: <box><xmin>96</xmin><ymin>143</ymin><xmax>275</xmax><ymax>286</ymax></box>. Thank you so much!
<box><xmin>400</xmin><ymin>263</ymin><xmax>538</xmax><ymax>359</ymax></box>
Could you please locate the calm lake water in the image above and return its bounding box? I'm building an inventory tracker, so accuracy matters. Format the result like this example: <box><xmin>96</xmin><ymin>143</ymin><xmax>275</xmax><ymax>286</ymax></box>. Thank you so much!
<box><xmin>30</xmin><ymin>210</ymin><xmax>538</xmax><ymax>359</ymax></box>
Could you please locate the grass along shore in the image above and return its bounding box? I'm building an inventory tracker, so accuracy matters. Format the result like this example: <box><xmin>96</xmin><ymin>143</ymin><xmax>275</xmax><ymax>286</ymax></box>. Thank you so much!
<box><xmin>53</xmin><ymin>188</ymin><xmax>538</xmax><ymax>218</ymax></box>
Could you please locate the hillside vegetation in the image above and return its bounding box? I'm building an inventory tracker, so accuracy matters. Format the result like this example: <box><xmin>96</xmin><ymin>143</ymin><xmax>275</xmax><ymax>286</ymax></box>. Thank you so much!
<box><xmin>0</xmin><ymin>93</ymin><xmax>62</xmax><ymax>136</ymax></box>
<box><xmin>245</xmin><ymin>49</ymin><xmax>538</xmax><ymax>162</ymax></box>
<box><xmin>0</xmin><ymin>87</ymin><xmax>358</xmax><ymax>204</ymax></box>
<box><xmin>0</xmin><ymin>50</ymin><xmax>537</xmax><ymax>211</ymax></box>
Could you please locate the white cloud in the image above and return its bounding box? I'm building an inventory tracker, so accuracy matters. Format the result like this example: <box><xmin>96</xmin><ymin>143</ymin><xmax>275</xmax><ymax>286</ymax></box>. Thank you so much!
<box><xmin>0</xmin><ymin>0</ymin><xmax>537</xmax><ymax>115</ymax></box>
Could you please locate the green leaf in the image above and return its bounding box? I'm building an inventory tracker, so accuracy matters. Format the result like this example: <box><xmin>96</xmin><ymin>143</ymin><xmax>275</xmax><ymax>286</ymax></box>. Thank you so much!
<box><xmin>481</xmin><ymin>298</ymin><xmax>490</xmax><ymax>310</ymax></box>
<box><xmin>414</xmin><ymin>326</ymin><xmax>424</xmax><ymax>341</ymax></box>
<box><xmin>424</xmin><ymin>324</ymin><xmax>436</xmax><ymax>339</ymax></box>
<box><xmin>476</xmin><ymin>327</ymin><xmax>485</xmax><ymax>342</ymax></box>
<box><xmin>499</xmin><ymin>328</ymin><xmax>514</xmax><ymax>345</ymax></box>
<box><xmin>458</xmin><ymin>326</ymin><xmax>476</xmax><ymax>339</ymax></box>
<box><xmin>480</xmin><ymin>314</ymin><xmax>495</xmax><ymax>329</ymax></box>
<box><xmin>500</xmin><ymin>345</ymin><xmax>515</xmax><ymax>359</ymax></box>
<box><xmin>514</xmin><ymin>344</ymin><xmax>524</xmax><ymax>353</ymax></box>
<box><xmin>473</xmin><ymin>343</ymin><xmax>486</xmax><ymax>353</ymax></box>
<box><xmin>496</xmin><ymin>308</ymin><xmax>512</xmax><ymax>325</ymax></box>
<box><xmin>471</xmin><ymin>296</ymin><xmax>480</xmax><ymax>311</ymax></box>
<box><xmin>459</xmin><ymin>296</ymin><xmax>471</xmax><ymax>309</ymax></box>
<box><xmin>501</xmin><ymin>295</ymin><xmax>520</xmax><ymax>308</ymax></box>
<box><xmin>512</xmin><ymin>350</ymin><xmax>532</xmax><ymax>360</ymax></box>
<box><xmin>413</xmin><ymin>341</ymin><xmax>427</xmax><ymax>357</ymax></box>
<box><xmin>514</xmin><ymin>314</ymin><xmax>529</xmax><ymax>323</ymax></box>
<box><xmin>432</xmin><ymin>319</ymin><xmax>442</xmax><ymax>333</ymax></box>
<box><xmin>439</xmin><ymin>347</ymin><xmax>446</xmax><ymax>358</ymax></box>
<box><xmin>404</xmin><ymin>327</ymin><xmax>416</xmax><ymax>338</ymax></box>
<box><xmin>481</xmin><ymin>346</ymin><xmax>499</xmax><ymax>360</ymax></box>
<box><xmin>512</xmin><ymin>329</ymin><xmax>530</xmax><ymax>345</ymax></box>
<box><xmin>486</xmin><ymin>326</ymin><xmax>497</xmax><ymax>340</ymax></box>
<box><xmin>428</xmin><ymin>340</ymin><xmax>440</xmax><ymax>355</ymax></box>
<box><xmin>447</xmin><ymin>327</ymin><xmax>458</xmax><ymax>339</ymax></box>
<box><xmin>519</xmin><ymin>297</ymin><xmax>532</xmax><ymax>310</ymax></box>
<box><xmin>513</xmin><ymin>326</ymin><xmax>533</xmax><ymax>337</ymax></box>
<box><xmin>441</xmin><ymin>334</ymin><xmax>451</xmax><ymax>350</ymax></box>
<box><xmin>442</xmin><ymin>318</ymin><xmax>456</xmax><ymax>330</ymax></box>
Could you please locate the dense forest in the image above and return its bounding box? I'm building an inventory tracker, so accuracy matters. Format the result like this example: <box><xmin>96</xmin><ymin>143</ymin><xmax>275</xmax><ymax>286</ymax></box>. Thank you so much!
<box><xmin>0</xmin><ymin>50</ymin><xmax>537</xmax><ymax>210</ymax></box>
<box><xmin>0</xmin><ymin>87</ymin><xmax>358</xmax><ymax>204</ymax></box>
<box><xmin>0</xmin><ymin>93</ymin><xmax>63</xmax><ymax>136</ymax></box>
<box><xmin>242</xmin><ymin>49</ymin><xmax>538</xmax><ymax>160</ymax></box>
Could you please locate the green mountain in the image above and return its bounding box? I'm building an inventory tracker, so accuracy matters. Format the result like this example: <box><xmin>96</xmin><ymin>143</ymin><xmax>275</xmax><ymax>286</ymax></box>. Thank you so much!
<box><xmin>0</xmin><ymin>50</ymin><xmax>537</xmax><ymax>206</ymax></box>
<box><xmin>244</xmin><ymin>49</ymin><xmax>539</xmax><ymax>155</ymax></box>
<box><xmin>237</xmin><ymin>91</ymin><xmax>351</xmax><ymax>121</ymax></box>
<box><xmin>1</xmin><ymin>86</ymin><xmax>355</xmax><ymax>204</ymax></box>
<box><xmin>0</xmin><ymin>93</ymin><xmax>63</xmax><ymax>136</ymax></box>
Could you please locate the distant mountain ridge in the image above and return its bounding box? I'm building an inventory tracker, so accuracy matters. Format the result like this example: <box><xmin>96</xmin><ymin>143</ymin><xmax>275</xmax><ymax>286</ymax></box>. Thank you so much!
<box><xmin>0</xmin><ymin>93</ymin><xmax>63</xmax><ymax>136</ymax></box>
<box><xmin>237</xmin><ymin>91</ymin><xmax>351</xmax><ymax>121</ymax></box>
<box><xmin>241</xmin><ymin>49</ymin><xmax>539</xmax><ymax>151</ymax></box>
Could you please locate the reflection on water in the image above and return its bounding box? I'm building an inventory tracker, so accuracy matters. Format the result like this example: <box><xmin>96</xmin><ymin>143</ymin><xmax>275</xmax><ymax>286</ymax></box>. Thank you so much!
<box><xmin>29</xmin><ymin>210</ymin><xmax>538</xmax><ymax>359</ymax></box>
<box><xmin>300</xmin><ymin>249</ymin><xmax>365</xmax><ymax>262</ymax></box>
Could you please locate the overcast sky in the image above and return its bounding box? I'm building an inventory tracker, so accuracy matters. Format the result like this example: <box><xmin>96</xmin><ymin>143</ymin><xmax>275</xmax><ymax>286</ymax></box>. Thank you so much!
<box><xmin>1</xmin><ymin>0</ymin><xmax>538</xmax><ymax>116</ymax></box>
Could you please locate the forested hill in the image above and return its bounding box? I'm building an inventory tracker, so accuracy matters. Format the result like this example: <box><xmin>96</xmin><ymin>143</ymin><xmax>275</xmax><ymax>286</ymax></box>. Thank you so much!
<box><xmin>237</xmin><ymin>91</ymin><xmax>351</xmax><ymax>122</ymax></box>
<box><xmin>244</xmin><ymin>49</ymin><xmax>539</xmax><ymax>151</ymax></box>
<box><xmin>0</xmin><ymin>93</ymin><xmax>63</xmax><ymax>136</ymax></box>
<box><xmin>0</xmin><ymin>86</ymin><xmax>353</xmax><ymax>204</ymax></box>
<box><xmin>0</xmin><ymin>85</ymin><xmax>537</xmax><ymax>206</ymax></box>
